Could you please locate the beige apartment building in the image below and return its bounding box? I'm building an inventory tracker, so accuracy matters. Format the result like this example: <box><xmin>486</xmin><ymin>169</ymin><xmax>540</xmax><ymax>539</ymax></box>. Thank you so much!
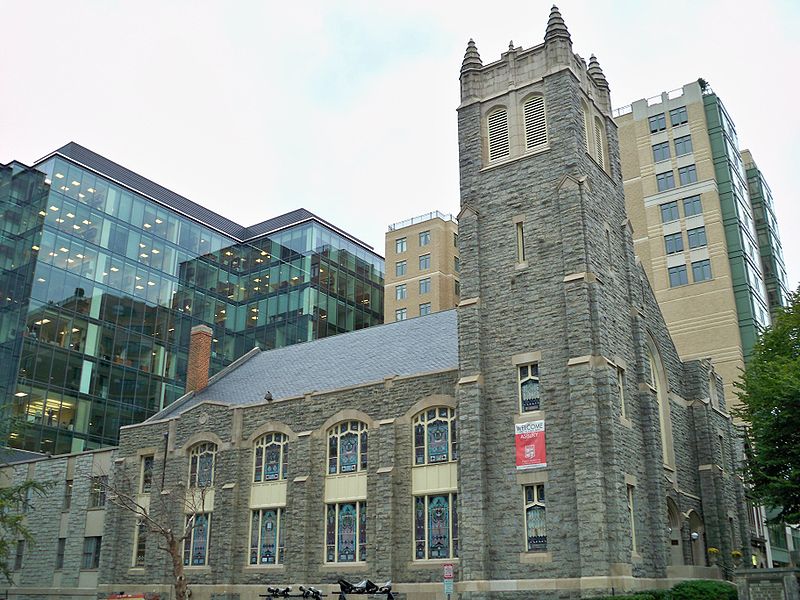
<box><xmin>614</xmin><ymin>80</ymin><xmax>778</xmax><ymax>410</ymax></box>
<box><xmin>384</xmin><ymin>211</ymin><xmax>459</xmax><ymax>322</ymax></box>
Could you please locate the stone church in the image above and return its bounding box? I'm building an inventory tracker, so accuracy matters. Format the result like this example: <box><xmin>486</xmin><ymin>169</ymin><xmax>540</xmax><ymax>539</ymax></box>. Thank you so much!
<box><xmin>2</xmin><ymin>7</ymin><xmax>748</xmax><ymax>600</ymax></box>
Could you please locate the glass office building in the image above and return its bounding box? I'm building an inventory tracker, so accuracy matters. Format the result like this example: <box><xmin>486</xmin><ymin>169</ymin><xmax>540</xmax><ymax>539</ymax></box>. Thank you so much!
<box><xmin>0</xmin><ymin>143</ymin><xmax>384</xmax><ymax>454</ymax></box>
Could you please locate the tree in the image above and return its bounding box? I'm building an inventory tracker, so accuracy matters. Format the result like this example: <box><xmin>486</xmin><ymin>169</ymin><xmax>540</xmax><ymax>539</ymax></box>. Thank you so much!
<box><xmin>0</xmin><ymin>479</ymin><xmax>48</xmax><ymax>583</ymax></box>
<box><xmin>99</xmin><ymin>467</ymin><xmax>210</xmax><ymax>600</ymax></box>
<box><xmin>736</xmin><ymin>287</ymin><xmax>800</xmax><ymax>523</ymax></box>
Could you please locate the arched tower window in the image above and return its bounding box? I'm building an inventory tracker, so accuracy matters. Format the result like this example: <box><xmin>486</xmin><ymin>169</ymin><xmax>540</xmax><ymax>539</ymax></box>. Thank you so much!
<box><xmin>647</xmin><ymin>340</ymin><xmax>675</xmax><ymax>469</ymax></box>
<box><xmin>188</xmin><ymin>442</ymin><xmax>217</xmax><ymax>488</ymax></box>
<box><xmin>253</xmin><ymin>432</ymin><xmax>288</xmax><ymax>482</ymax></box>
<box><xmin>594</xmin><ymin>116</ymin><xmax>606</xmax><ymax>169</ymax></box>
<box><xmin>487</xmin><ymin>108</ymin><xmax>510</xmax><ymax>161</ymax></box>
<box><xmin>413</xmin><ymin>407</ymin><xmax>458</xmax><ymax>466</ymax></box>
<box><xmin>523</xmin><ymin>96</ymin><xmax>547</xmax><ymax>151</ymax></box>
<box><xmin>327</xmin><ymin>421</ymin><xmax>368</xmax><ymax>475</ymax></box>
<box><xmin>582</xmin><ymin>102</ymin><xmax>591</xmax><ymax>154</ymax></box>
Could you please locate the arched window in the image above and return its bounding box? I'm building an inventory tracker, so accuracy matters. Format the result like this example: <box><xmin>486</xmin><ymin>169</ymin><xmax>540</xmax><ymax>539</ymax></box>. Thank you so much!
<box><xmin>582</xmin><ymin>103</ymin><xmax>591</xmax><ymax>153</ymax></box>
<box><xmin>647</xmin><ymin>341</ymin><xmax>675</xmax><ymax>469</ymax></box>
<box><xmin>487</xmin><ymin>108</ymin><xmax>510</xmax><ymax>161</ymax></box>
<box><xmin>413</xmin><ymin>407</ymin><xmax>458</xmax><ymax>465</ymax></box>
<box><xmin>253</xmin><ymin>433</ymin><xmax>288</xmax><ymax>482</ymax></box>
<box><xmin>188</xmin><ymin>442</ymin><xmax>217</xmax><ymax>488</ymax></box>
<box><xmin>524</xmin><ymin>484</ymin><xmax>547</xmax><ymax>552</ymax></box>
<box><xmin>327</xmin><ymin>421</ymin><xmax>368</xmax><ymax>475</ymax></box>
<box><xmin>594</xmin><ymin>117</ymin><xmax>606</xmax><ymax>169</ymax></box>
<box><xmin>523</xmin><ymin>96</ymin><xmax>547</xmax><ymax>151</ymax></box>
<box><xmin>667</xmin><ymin>498</ymin><xmax>684</xmax><ymax>566</ymax></box>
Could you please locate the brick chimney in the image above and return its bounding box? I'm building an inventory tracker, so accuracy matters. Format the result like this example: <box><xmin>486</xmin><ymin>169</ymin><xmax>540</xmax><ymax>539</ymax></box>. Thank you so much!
<box><xmin>186</xmin><ymin>324</ymin><xmax>213</xmax><ymax>393</ymax></box>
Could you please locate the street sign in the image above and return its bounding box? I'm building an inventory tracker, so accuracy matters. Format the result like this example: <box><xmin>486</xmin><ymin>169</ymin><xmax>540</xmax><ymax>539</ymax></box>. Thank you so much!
<box><xmin>443</xmin><ymin>580</ymin><xmax>454</xmax><ymax>595</ymax></box>
<box><xmin>443</xmin><ymin>563</ymin><xmax>454</xmax><ymax>579</ymax></box>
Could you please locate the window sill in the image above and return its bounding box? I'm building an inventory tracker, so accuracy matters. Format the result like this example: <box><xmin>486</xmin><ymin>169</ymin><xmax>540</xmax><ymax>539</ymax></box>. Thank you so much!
<box><xmin>320</xmin><ymin>562</ymin><xmax>368</xmax><ymax>571</ymax></box>
<box><xmin>408</xmin><ymin>558</ymin><xmax>460</xmax><ymax>569</ymax></box>
<box><xmin>184</xmin><ymin>565</ymin><xmax>212</xmax><ymax>572</ymax></box>
<box><xmin>519</xmin><ymin>551</ymin><xmax>552</xmax><ymax>564</ymax></box>
<box><xmin>243</xmin><ymin>564</ymin><xmax>285</xmax><ymax>571</ymax></box>
<box><xmin>127</xmin><ymin>567</ymin><xmax>146</xmax><ymax>573</ymax></box>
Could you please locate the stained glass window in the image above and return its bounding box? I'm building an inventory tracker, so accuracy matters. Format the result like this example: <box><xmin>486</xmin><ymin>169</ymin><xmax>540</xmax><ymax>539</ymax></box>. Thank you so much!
<box><xmin>253</xmin><ymin>433</ymin><xmax>288</xmax><ymax>482</ymax></box>
<box><xmin>412</xmin><ymin>407</ymin><xmax>457</xmax><ymax>466</ymax></box>
<box><xmin>327</xmin><ymin>421</ymin><xmax>368</xmax><ymax>475</ymax></box>
<box><xmin>325</xmin><ymin>501</ymin><xmax>366</xmax><ymax>563</ymax></box>
<box><xmin>134</xmin><ymin>519</ymin><xmax>147</xmax><ymax>567</ymax></box>
<box><xmin>519</xmin><ymin>364</ymin><xmax>540</xmax><ymax>412</ymax></box>
<box><xmin>524</xmin><ymin>484</ymin><xmax>547</xmax><ymax>552</ymax></box>
<box><xmin>414</xmin><ymin>494</ymin><xmax>458</xmax><ymax>560</ymax></box>
<box><xmin>188</xmin><ymin>442</ymin><xmax>217</xmax><ymax>488</ymax></box>
<box><xmin>183</xmin><ymin>513</ymin><xmax>210</xmax><ymax>566</ymax></box>
<box><xmin>249</xmin><ymin>508</ymin><xmax>284</xmax><ymax>565</ymax></box>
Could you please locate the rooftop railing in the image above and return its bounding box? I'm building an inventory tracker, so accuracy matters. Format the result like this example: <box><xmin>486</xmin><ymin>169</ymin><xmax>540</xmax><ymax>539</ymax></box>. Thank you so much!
<box><xmin>388</xmin><ymin>211</ymin><xmax>457</xmax><ymax>231</ymax></box>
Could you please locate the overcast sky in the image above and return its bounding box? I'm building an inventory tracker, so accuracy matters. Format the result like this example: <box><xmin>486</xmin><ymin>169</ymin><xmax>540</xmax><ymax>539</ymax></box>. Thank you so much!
<box><xmin>2</xmin><ymin>0</ymin><xmax>798</xmax><ymax>288</ymax></box>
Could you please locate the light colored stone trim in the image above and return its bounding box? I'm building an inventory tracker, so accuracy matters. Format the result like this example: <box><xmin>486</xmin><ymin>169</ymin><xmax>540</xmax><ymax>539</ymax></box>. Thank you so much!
<box><xmin>178</xmin><ymin>431</ymin><xmax>226</xmax><ymax>454</ymax></box>
<box><xmin>620</xmin><ymin>416</ymin><xmax>632</xmax><ymax>429</ymax></box>
<box><xmin>314</xmin><ymin>408</ymin><xmax>378</xmax><ymax>439</ymax></box>
<box><xmin>406</xmin><ymin>558</ymin><xmax>461</xmax><ymax>570</ymax></box>
<box><xmin>376</xmin><ymin>467</ymin><xmax>394</xmax><ymax>474</ymax></box>
<box><xmin>296</xmin><ymin>430</ymin><xmax>313</xmax><ymax>438</ymax></box>
<box><xmin>515</xmin><ymin>411</ymin><xmax>545</xmax><ymax>424</ymax></box>
<box><xmin>221</xmin><ymin>483</ymin><xmax>235</xmax><ymax>490</ymax></box>
<box><xmin>516</xmin><ymin>470</ymin><xmax>548</xmax><ymax>485</ymax></box>
<box><xmin>293</xmin><ymin>475</ymin><xmax>309</xmax><ymax>483</ymax></box>
<box><xmin>679</xmin><ymin>489</ymin><xmax>702</xmax><ymax>501</ymax></box>
<box><xmin>698</xmin><ymin>464</ymin><xmax>714</xmax><ymax>471</ymax></box>
<box><xmin>519</xmin><ymin>551</ymin><xmax>552</xmax><ymax>564</ymax></box>
<box><xmin>624</xmin><ymin>473</ymin><xmax>637</xmax><ymax>486</ymax></box>
<box><xmin>377</xmin><ymin>418</ymin><xmax>396</xmax><ymax>425</ymax></box>
<box><xmin>563</xmin><ymin>272</ymin><xmax>600</xmax><ymax>283</ymax></box>
<box><xmin>567</xmin><ymin>355</ymin><xmax>609</xmax><ymax>368</ymax></box>
<box><xmin>458</xmin><ymin>297</ymin><xmax>480</xmax><ymax>307</ymax></box>
<box><xmin>398</xmin><ymin>394</ymin><xmax>457</xmax><ymax>425</ymax></box>
<box><xmin>245</xmin><ymin>420</ymin><xmax>298</xmax><ymax>444</ymax></box>
<box><xmin>511</xmin><ymin>350</ymin><xmax>541</xmax><ymax>365</ymax></box>
<box><xmin>457</xmin><ymin>374</ymin><xmax>482</xmax><ymax>385</ymax></box>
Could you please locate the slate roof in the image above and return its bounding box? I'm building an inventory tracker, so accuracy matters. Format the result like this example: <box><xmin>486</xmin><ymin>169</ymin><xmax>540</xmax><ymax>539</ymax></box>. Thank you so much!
<box><xmin>152</xmin><ymin>309</ymin><xmax>459</xmax><ymax>421</ymax></box>
<box><xmin>0</xmin><ymin>447</ymin><xmax>46</xmax><ymax>465</ymax></box>
<box><xmin>33</xmin><ymin>143</ymin><xmax>377</xmax><ymax>252</ymax></box>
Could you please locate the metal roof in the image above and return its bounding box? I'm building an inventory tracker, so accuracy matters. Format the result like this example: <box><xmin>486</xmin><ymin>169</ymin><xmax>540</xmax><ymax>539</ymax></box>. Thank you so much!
<box><xmin>152</xmin><ymin>309</ymin><xmax>458</xmax><ymax>420</ymax></box>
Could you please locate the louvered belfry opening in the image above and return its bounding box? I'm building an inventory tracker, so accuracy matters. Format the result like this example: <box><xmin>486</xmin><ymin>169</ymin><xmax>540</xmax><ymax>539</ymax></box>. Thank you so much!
<box><xmin>523</xmin><ymin>96</ymin><xmax>547</xmax><ymax>150</ymax></box>
<box><xmin>487</xmin><ymin>108</ymin><xmax>510</xmax><ymax>161</ymax></box>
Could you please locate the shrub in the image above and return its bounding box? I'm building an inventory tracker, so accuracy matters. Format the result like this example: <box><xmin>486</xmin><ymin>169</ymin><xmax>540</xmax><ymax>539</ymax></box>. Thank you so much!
<box><xmin>641</xmin><ymin>590</ymin><xmax>670</xmax><ymax>600</ymax></box>
<box><xmin>670</xmin><ymin>580</ymin><xmax>737</xmax><ymax>600</ymax></box>
<box><xmin>592</xmin><ymin>595</ymin><xmax>655</xmax><ymax>600</ymax></box>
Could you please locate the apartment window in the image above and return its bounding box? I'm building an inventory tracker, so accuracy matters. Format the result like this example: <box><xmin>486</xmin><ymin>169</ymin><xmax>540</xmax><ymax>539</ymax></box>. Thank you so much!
<box><xmin>670</xmin><ymin>106</ymin><xmax>688</xmax><ymax>126</ymax></box>
<box><xmin>683</xmin><ymin>195</ymin><xmax>702</xmax><ymax>217</ymax></box>
<box><xmin>328</xmin><ymin>421</ymin><xmax>368</xmax><ymax>474</ymax></box>
<box><xmin>419</xmin><ymin>302</ymin><xmax>431</xmax><ymax>317</ymax></box>
<box><xmin>454</xmin><ymin>280</ymin><xmax>460</xmax><ymax>296</ymax></box>
<box><xmin>395</xmin><ymin>308</ymin><xmax>407</xmax><ymax>321</ymax></box>
<box><xmin>14</xmin><ymin>540</ymin><xmax>24</xmax><ymax>571</ymax></box>
<box><xmin>674</xmin><ymin>134</ymin><xmax>693</xmax><ymax>156</ymax></box>
<box><xmin>617</xmin><ymin>366</ymin><xmax>627</xmax><ymax>419</ymax></box>
<box><xmin>519</xmin><ymin>363</ymin><xmax>540</xmax><ymax>412</ymax></box>
<box><xmin>648</xmin><ymin>113</ymin><xmax>666</xmax><ymax>133</ymax></box>
<box><xmin>413</xmin><ymin>407</ymin><xmax>458</xmax><ymax>465</ymax></box>
<box><xmin>524</xmin><ymin>485</ymin><xmax>546</xmax><ymax>552</ymax></box>
<box><xmin>523</xmin><ymin>96</ymin><xmax>548</xmax><ymax>150</ymax></box>
<box><xmin>668</xmin><ymin>265</ymin><xmax>688</xmax><ymax>287</ymax></box>
<box><xmin>89</xmin><ymin>475</ymin><xmax>108</xmax><ymax>508</ymax></box>
<box><xmin>419</xmin><ymin>254</ymin><xmax>431</xmax><ymax>270</ymax></box>
<box><xmin>652</xmin><ymin>141</ymin><xmax>670</xmax><ymax>163</ymax></box>
<box><xmin>692</xmin><ymin>259</ymin><xmax>712</xmax><ymax>282</ymax></box>
<box><xmin>487</xmin><ymin>108</ymin><xmax>510</xmax><ymax>161</ymax></box>
<box><xmin>453</xmin><ymin>233</ymin><xmax>458</xmax><ymax>248</ymax></box>
<box><xmin>249</xmin><ymin>508</ymin><xmax>285</xmax><ymax>565</ymax></box>
<box><xmin>326</xmin><ymin>501</ymin><xmax>367</xmax><ymax>563</ymax></box>
<box><xmin>679</xmin><ymin>164</ymin><xmax>697</xmax><ymax>185</ymax></box>
<box><xmin>133</xmin><ymin>520</ymin><xmax>147</xmax><ymax>567</ymax></box>
<box><xmin>140</xmin><ymin>455</ymin><xmax>154</xmax><ymax>494</ymax></box>
<box><xmin>55</xmin><ymin>538</ymin><xmax>66</xmax><ymax>570</ymax></box>
<box><xmin>419</xmin><ymin>230</ymin><xmax>430</xmax><ymax>246</ymax></box>
<box><xmin>81</xmin><ymin>536</ymin><xmax>102</xmax><ymax>569</ymax></box>
<box><xmin>183</xmin><ymin>514</ymin><xmax>210</xmax><ymax>566</ymax></box>
<box><xmin>395</xmin><ymin>237</ymin><xmax>407</xmax><ymax>253</ymax></box>
<box><xmin>253</xmin><ymin>432</ymin><xmax>288</xmax><ymax>482</ymax></box>
<box><xmin>415</xmin><ymin>493</ymin><xmax>458</xmax><ymax>560</ymax></box>
<box><xmin>627</xmin><ymin>485</ymin><xmax>637</xmax><ymax>553</ymax></box>
<box><xmin>515</xmin><ymin>221</ymin><xmax>526</xmax><ymax>263</ymax></box>
<box><xmin>656</xmin><ymin>171</ymin><xmax>675</xmax><ymax>192</ymax></box>
<box><xmin>395</xmin><ymin>284</ymin><xmax>407</xmax><ymax>300</ymax></box>
<box><xmin>419</xmin><ymin>277</ymin><xmax>431</xmax><ymax>294</ymax></box>
<box><xmin>188</xmin><ymin>442</ymin><xmax>217</xmax><ymax>488</ymax></box>
<box><xmin>454</xmin><ymin>256</ymin><xmax>460</xmax><ymax>273</ymax></box>
<box><xmin>395</xmin><ymin>260</ymin><xmax>407</xmax><ymax>277</ymax></box>
<box><xmin>63</xmin><ymin>479</ymin><xmax>73</xmax><ymax>510</ymax></box>
<box><xmin>687</xmin><ymin>226</ymin><xmax>707</xmax><ymax>249</ymax></box>
<box><xmin>660</xmin><ymin>201</ymin><xmax>679</xmax><ymax>223</ymax></box>
<box><xmin>664</xmin><ymin>232</ymin><xmax>684</xmax><ymax>255</ymax></box>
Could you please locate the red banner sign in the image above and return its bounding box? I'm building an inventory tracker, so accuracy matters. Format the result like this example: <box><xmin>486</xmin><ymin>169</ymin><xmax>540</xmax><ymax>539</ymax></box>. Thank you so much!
<box><xmin>515</xmin><ymin>420</ymin><xmax>546</xmax><ymax>469</ymax></box>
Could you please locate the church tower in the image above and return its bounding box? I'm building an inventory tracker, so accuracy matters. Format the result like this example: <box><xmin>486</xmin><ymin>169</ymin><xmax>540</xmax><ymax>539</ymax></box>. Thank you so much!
<box><xmin>454</xmin><ymin>6</ymin><xmax>748</xmax><ymax>598</ymax></box>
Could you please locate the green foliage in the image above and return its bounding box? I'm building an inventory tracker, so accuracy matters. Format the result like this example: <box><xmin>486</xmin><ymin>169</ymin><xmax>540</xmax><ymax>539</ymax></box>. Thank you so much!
<box><xmin>592</xmin><ymin>595</ymin><xmax>655</xmax><ymax>600</ymax></box>
<box><xmin>641</xmin><ymin>590</ymin><xmax>671</xmax><ymax>600</ymax></box>
<box><xmin>0</xmin><ymin>479</ymin><xmax>48</xmax><ymax>583</ymax></box>
<box><xmin>669</xmin><ymin>580</ymin><xmax>737</xmax><ymax>600</ymax></box>
<box><xmin>736</xmin><ymin>287</ymin><xmax>800</xmax><ymax>523</ymax></box>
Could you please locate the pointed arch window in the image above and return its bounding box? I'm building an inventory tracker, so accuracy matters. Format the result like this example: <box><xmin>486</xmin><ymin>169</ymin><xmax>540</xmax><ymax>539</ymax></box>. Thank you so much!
<box><xmin>487</xmin><ymin>108</ymin><xmax>510</xmax><ymax>161</ymax></box>
<box><xmin>594</xmin><ymin>117</ymin><xmax>606</xmax><ymax>169</ymax></box>
<box><xmin>646</xmin><ymin>343</ymin><xmax>675</xmax><ymax>469</ymax></box>
<box><xmin>582</xmin><ymin>104</ymin><xmax>591</xmax><ymax>153</ymax></box>
<box><xmin>523</xmin><ymin>96</ymin><xmax>548</xmax><ymax>151</ymax></box>
<box><xmin>413</xmin><ymin>407</ymin><xmax>458</xmax><ymax>466</ymax></box>
<box><xmin>188</xmin><ymin>442</ymin><xmax>217</xmax><ymax>488</ymax></box>
<box><xmin>327</xmin><ymin>421</ymin><xmax>368</xmax><ymax>475</ymax></box>
<box><xmin>253</xmin><ymin>433</ymin><xmax>288</xmax><ymax>482</ymax></box>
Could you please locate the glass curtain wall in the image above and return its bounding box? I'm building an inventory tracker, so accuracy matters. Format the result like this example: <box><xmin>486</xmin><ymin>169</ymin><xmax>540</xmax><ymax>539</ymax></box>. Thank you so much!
<box><xmin>2</xmin><ymin>157</ymin><xmax>383</xmax><ymax>454</ymax></box>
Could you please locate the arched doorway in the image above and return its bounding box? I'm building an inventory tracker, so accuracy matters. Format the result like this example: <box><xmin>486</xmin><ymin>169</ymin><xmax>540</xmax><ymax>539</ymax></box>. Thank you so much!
<box><xmin>688</xmin><ymin>510</ymin><xmax>706</xmax><ymax>566</ymax></box>
<box><xmin>667</xmin><ymin>498</ymin><xmax>684</xmax><ymax>566</ymax></box>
